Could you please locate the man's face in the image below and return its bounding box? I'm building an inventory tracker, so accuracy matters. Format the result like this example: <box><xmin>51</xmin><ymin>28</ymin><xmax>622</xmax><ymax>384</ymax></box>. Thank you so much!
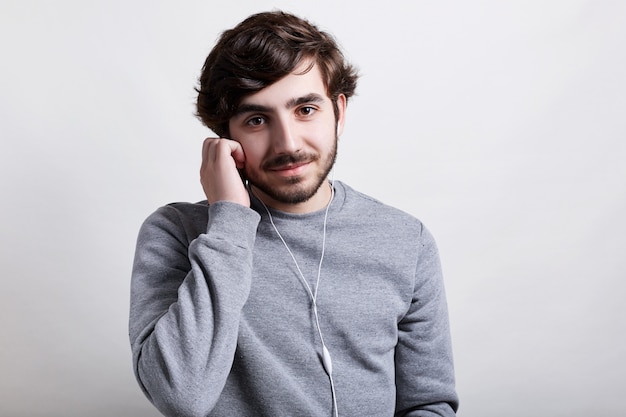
<box><xmin>228</xmin><ymin>61</ymin><xmax>346</xmax><ymax>212</ymax></box>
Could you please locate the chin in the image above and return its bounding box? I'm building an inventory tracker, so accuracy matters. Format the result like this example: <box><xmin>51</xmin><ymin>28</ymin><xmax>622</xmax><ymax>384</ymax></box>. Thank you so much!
<box><xmin>252</xmin><ymin>175</ymin><xmax>327</xmax><ymax>205</ymax></box>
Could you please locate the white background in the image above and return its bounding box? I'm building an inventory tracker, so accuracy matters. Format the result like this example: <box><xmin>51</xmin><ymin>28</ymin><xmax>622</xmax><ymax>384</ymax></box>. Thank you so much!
<box><xmin>1</xmin><ymin>1</ymin><xmax>625</xmax><ymax>416</ymax></box>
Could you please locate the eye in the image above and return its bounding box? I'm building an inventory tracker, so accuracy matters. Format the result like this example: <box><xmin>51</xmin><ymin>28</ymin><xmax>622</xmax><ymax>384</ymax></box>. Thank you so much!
<box><xmin>246</xmin><ymin>116</ymin><xmax>266</xmax><ymax>126</ymax></box>
<box><xmin>298</xmin><ymin>106</ymin><xmax>316</xmax><ymax>117</ymax></box>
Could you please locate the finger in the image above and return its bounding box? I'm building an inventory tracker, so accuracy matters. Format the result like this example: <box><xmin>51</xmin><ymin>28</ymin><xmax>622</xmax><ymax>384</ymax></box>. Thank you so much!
<box><xmin>212</xmin><ymin>138</ymin><xmax>245</xmax><ymax>169</ymax></box>
<box><xmin>226</xmin><ymin>140</ymin><xmax>246</xmax><ymax>169</ymax></box>
<box><xmin>201</xmin><ymin>137</ymin><xmax>218</xmax><ymax>172</ymax></box>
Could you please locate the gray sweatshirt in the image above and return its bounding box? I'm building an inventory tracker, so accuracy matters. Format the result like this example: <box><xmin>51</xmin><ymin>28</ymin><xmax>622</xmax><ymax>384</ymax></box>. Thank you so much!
<box><xmin>130</xmin><ymin>181</ymin><xmax>458</xmax><ymax>417</ymax></box>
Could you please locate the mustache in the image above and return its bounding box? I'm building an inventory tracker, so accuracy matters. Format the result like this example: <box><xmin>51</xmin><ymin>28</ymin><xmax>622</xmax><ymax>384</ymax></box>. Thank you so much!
<box><xmin>262</xmin><ymin>152</ymin><xmax>318</xmax><ymax>170</ymax></box>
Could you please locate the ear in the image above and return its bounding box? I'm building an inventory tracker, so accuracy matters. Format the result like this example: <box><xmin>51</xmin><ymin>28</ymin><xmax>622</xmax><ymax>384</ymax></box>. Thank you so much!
<box><xmin>335</xmin><ymin>94</ymin><xmax>347</xmax><ymax>136</ymax></box>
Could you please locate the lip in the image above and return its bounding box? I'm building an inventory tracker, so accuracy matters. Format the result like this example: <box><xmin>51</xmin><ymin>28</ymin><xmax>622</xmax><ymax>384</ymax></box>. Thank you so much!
<box><xmin>269</xmin><ymin>161</ymin><xmax>311</xmax><ymax>177</ymax></box>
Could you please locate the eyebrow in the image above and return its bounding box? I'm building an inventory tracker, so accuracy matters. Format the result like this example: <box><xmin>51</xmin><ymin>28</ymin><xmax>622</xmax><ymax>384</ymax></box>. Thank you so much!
<box><xmin>286</xmin><ymin>93</ymin><xmax>325</xmax><ymax>109</ymax></box>
<box><xmin>233</xmin><ymin>93</ymin><xmax>326</xmax><ymax>117</ymax></box>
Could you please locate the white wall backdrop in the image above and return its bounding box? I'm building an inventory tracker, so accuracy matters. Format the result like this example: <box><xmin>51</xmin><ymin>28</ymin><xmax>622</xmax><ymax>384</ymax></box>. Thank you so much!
<box><xmin>1</xmin><ymin>1</ymin><xmax>624</xmax><ymax>416</ymax></box>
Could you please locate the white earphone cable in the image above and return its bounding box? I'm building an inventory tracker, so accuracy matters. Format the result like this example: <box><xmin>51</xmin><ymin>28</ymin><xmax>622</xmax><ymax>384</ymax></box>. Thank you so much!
<box><xmin>251</xmin><ymin>179</ymin><xmax>339</xmax><ymax>417</ymax></box>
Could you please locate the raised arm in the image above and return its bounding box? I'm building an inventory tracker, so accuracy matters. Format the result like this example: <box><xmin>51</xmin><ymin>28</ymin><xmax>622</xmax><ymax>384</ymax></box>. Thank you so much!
<box><xmin>129</xmin><ymin>201</ymin><xmax>260</xmax><ymax>417</ymax></box>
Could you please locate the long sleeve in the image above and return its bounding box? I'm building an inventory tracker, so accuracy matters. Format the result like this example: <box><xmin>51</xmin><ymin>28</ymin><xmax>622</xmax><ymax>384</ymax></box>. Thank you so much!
<box><xmin>129</xmin><ymin>201</ymin><xmax>260</xmax><ymax>417</ymax></box>
<box><xmin>394</xmin><ymin>225</ymin><xmax>459</xmax><ymax>416</ymax></box>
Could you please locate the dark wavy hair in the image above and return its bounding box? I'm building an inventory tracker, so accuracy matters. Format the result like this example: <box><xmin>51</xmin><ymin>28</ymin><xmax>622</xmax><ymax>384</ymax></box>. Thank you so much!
<box><xmin>196</xmin><ymin>11</ymin><xmax>359</xmax><ymax>137</ymax></box>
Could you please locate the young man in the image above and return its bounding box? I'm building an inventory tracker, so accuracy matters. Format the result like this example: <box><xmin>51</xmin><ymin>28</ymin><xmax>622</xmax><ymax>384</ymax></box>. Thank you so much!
<box><xmin>130</xmin><ymin>11</ymin><xmax>458</xmax><ymax>417</ymax></box>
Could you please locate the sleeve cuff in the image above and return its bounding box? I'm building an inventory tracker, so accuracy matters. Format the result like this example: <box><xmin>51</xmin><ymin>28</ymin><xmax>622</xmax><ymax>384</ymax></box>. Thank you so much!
<box><xmin>206</xmin><ymin>201</ymin><xmax>261</xmax><ymax>249</ymax></box>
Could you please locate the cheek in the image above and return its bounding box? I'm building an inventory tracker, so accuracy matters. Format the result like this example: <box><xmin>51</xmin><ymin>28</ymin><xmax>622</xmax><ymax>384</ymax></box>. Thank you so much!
<box><xmin>237</xmin><ymin>140</ymin><xmax>266</xmax><ymax>167</ymax></box>
<box><xmin>304</xmin><ymin>119</ymin><xmax>335</xmax><ymax>142</ymax></box>
<box><xmin>314</xmin><ymin>124</ymin><xmax>338</xmax><ymax>150</ymax></box>
<box><xmin>230</xmin><ymin>127</ymin><xmax>264</xmax><ymax>157</ymax></box>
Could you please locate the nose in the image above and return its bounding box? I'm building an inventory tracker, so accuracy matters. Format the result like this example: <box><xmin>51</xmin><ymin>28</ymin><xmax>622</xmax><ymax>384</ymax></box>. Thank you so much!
<box><xmin>271</xmin><ymin>117</ymin><xmax>300</xmax><ymax>154</ymax></box>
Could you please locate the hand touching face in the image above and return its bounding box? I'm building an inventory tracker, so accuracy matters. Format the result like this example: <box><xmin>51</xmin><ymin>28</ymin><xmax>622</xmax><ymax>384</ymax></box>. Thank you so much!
<box><xmin>200</xmin><ymin>137</ymin><xmax>250</xmax><ymax>207</ymax></box>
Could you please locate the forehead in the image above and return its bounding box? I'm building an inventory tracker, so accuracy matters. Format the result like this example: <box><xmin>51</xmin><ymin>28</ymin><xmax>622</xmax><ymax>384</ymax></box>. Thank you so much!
<box><xmin>238</xmin><ymin>62</ymin><xmax>329</xmax><ymax>108</ymax></box>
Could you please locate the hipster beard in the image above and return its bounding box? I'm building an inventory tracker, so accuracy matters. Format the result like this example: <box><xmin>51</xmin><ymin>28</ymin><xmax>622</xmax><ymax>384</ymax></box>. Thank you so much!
<box><xmin>245</xmin><ymin>138</ymin><xmax>337</xmax><ymax>205</ymax></box>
